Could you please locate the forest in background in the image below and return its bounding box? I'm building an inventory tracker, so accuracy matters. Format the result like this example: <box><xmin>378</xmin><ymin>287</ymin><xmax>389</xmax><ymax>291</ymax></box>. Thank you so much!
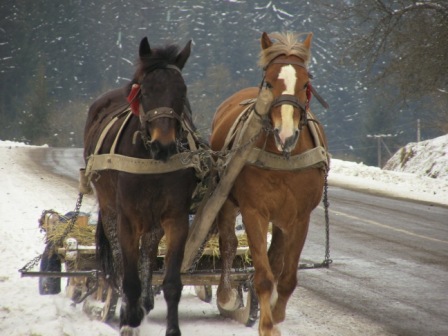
<box><xmin>1</xmin><ymin>0</ymin><xmax>446</xmax><ymax>166</ymax></box>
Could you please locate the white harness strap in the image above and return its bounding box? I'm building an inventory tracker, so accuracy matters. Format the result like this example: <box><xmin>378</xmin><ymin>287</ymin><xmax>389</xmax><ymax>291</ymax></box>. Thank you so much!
<box><xmin>246</xmin><ymin>146</ymin><xmax>328</xmax><ymax>171</ymax></box>
<box><xmin>86</xmin><ymin>152</ymin><xmax>200</xmax><ymax>175</ymax></box>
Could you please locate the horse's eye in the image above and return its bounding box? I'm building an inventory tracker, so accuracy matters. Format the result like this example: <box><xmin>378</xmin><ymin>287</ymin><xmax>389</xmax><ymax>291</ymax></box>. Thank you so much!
<box><xmin>265</xmin><ymin>82</ymin><xmax>273</xmax><ymax>89</ymax></box>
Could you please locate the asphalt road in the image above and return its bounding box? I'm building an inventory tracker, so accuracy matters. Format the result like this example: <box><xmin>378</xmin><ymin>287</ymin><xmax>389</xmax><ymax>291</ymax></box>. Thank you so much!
<box><xmin>301</xmin><ymin>190</ymin><xmax>448</xmax><ymax>336</ymax></box>
<box><xmin>32</xmin><ymin>147</ymin><xmax>448</xmax><ymax>336</ymax></box>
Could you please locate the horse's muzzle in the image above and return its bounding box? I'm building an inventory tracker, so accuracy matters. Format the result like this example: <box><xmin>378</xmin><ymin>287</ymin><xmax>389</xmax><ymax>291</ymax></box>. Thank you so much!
<box><xmin>150</xmin><ymin>140</ymin><xmax>178</xmax><ymax>162</ymax></box>
<box><xmin>273</xmin><ymin>128</ymin><xmax>300</xmax><ymax>153</ymax></box>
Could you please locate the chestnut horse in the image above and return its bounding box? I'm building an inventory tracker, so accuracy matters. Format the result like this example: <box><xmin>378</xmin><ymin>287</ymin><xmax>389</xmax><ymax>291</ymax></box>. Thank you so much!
<box><xmin>84</xmin><ymin>37</ymin><xmax>198</xmax><ymax>336</ymax></box>
<box><xmin>210</xmin><ymin>32</ymin><xmax>329</xmax><ymax>336</ymax></box>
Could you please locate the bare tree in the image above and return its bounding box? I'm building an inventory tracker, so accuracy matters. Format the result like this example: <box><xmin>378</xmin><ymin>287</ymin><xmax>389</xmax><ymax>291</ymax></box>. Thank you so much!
<box><xmin>345</xmin><ymin>0</ymin><xmax>448</xmax><ymax>100</ymax></box>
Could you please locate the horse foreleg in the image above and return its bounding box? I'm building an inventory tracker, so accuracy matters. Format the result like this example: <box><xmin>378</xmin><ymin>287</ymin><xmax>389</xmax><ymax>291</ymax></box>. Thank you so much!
<box><xmin>243</xmin><ymin>210</ymin><xmax>280</xmax><ymax>336</ymax></box>
<box><xmin>267</xmin><ymin>225</ymin><xmax>286</xmax><ymax>323</ymax></box>
<box><xmin>271</xmin><ymin>218</ymin><xmax>309</xmax><ymax>325</ymax></box>
<box><xmin>119</xmin><ymin>218</ymin><xmax>145</xmax><ymax>330</ymax></box>
<box><xmin>140</xmin><ymin>227</ymin><xmax>164</xmax><ymax>313</ymax></box>
<box><xmin>162</xmin><ymin>217</ymin><xmax>188</xmax><ymax>336</ymax></box>
<box><xmin>216</xmin><ymin>199</ymin><xmax>241</xmax><ymax>311</ymax></box>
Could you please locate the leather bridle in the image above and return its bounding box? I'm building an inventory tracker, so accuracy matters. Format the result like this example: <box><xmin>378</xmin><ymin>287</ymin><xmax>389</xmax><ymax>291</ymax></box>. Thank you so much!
<box><xmin>260</xmin><ymin>58</ymin><xmax>329</xmax><ymax>129</ymax></box>
<box><xmin>262</xmin><ymin>59</ymin><xmax>310</xmax><ymax>128</ymax></box>
<box><xmin>126</xmin><ymin>65</ymin><xmax>194</xmax><ymax>150</ymax></box>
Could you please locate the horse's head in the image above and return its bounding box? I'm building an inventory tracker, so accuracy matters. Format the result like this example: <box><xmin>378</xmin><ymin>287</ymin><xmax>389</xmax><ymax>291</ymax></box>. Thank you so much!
<box><xmin>259</xmin><ymin>32</ymin><xmax>313</xmax><ymax>154</ymax></box>
<box><xmin>128</xmin><ymin>37</ymin><xmax>191</xmax><ymax>161</ymax></box>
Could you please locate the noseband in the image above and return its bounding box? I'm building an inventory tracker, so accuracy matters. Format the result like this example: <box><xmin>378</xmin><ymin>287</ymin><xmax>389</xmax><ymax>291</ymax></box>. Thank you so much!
<box><xmin>139</xmin><ymin>106</ymin><xmax>182</xmax><ymax>124</ymax></box>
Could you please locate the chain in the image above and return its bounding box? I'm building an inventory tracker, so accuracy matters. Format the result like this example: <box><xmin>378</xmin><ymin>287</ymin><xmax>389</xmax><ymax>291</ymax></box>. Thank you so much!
<box><xmin>19</xmin><ymin>192</ymin><xmax>85</xmax><ymax>274</ymax></box>
<box><xmin>322</xmin><ymin>169</ymin><xmax>332</xmax><ymax>267</ymax></box>
<box><xmin>19</xmin><ymin>254</ymin><xmax>43</xmax><ymax>274</ymax></box>
<box><xmin>56</xmin><ymin>192</ymin><xmax>84</xmax><ymax>246</ymax></box>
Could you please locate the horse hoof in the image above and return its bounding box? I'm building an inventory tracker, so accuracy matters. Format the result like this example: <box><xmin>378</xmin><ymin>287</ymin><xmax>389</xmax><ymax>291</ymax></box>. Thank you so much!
<box><xmin>120</xmin><ymin>303</ymin><xmax>146</xmax><ymax>327</ymax></box>
<box><xmin>272</xmin><ymin>326</ymin><xmax>281</xmax><ymax>336</ymax></box>
<box><xmin>217</xmin><ymin>288</ymin><xmax>242</xmax><ymax>311</ymax></box>
<box><xmin>166</xmin><ymin>327</ymin><xmax>181</xmax><ymax>336</ymax></box>
<box><xmin>120</xmin><ymin>325</ymin><xmax>140</xmax><ymax>336</ymax></box>
<box><xmin>260</xmin><ymin>326</ymin><xmax>281</xmax><ymax>336</ymax></box>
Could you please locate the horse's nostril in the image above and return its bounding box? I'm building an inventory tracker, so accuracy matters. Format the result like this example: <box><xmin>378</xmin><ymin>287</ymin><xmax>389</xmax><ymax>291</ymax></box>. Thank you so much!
<box><xmin>273</xmin><ymin>128</ymin><xmax>282</xmax><ymax>145</ymax></box>
<box><xmin>150</xmin><ymin>141</ymin><xmax>177</xmax><ymax>162</ymax></box>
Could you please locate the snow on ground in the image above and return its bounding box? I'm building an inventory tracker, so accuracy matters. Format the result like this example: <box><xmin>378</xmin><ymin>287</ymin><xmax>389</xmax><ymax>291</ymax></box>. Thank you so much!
<box><xmin>328</xmin><ymin>134</ymin><xmax>448</xmax><ymax>207</ymax></box>
<box><xmin>0</xmin><ymin>136</ymin><xmax>446</xmax><ymax>336</ymax></box>
<box><xmin>383</xmin><ymin>134</ymin><xmax>448</xmax><ymax>179</ymax></box>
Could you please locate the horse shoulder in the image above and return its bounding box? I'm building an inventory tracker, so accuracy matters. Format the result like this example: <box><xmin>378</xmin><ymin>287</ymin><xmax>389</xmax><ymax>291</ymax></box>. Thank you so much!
<box><xmin>210</xmin><ymin>87</ymin><xmax>259</xmax><ymax>150</ymax></box>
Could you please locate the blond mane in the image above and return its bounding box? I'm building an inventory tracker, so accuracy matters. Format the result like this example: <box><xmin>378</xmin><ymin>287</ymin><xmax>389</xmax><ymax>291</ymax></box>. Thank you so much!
<box><xmin>258</xmin><ymin>32</ymin><xmax>311</xmax><ymax>68</ymax></box>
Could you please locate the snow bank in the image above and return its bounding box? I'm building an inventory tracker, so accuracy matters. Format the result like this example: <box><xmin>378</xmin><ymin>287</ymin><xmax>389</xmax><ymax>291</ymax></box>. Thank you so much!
<box><xmin>383</xmin><ymin>134</ymin><xmax>448</xmax><ymax>179</ymax></box>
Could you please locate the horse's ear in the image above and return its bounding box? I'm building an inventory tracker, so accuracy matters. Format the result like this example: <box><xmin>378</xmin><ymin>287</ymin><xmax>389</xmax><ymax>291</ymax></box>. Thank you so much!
<box><xmin>139</xmin><ymin>37</ymin><xmax>151</xmax><ymax>58</ymax></box>
<box><xmin>175</xmin><ymin>40</ymin><xmax>192</xmax><ymax>70</ymax></box>
<box><xmin>303</xmin><ymin>33</ymin><xmax>313</xmax><ymax>49</ymax></box>
<box><xmin>261</xmin><ymin>32</ymin><xmax>273</xmax><ymax>50</ymax></box>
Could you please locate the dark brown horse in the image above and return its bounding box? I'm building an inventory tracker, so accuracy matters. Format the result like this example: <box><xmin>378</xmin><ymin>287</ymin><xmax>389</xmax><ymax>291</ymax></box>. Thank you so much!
<box><xmin>84</xmin><ymin>37</ymin><xmax>198</xmax><ymax>336</ymax></box>
<box><xmin>210</xmin><ymin>32</ymin><xmax>329</xmax><ymax>336</ymax></box>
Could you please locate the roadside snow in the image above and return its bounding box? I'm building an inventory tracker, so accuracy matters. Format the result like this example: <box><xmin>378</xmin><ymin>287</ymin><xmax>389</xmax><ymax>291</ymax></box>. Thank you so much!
<box><xmin>329</xmin><ymin>134</ymin><xmax>448</xmax><ymax>206</ymax></box>
<box><xmin>383</xmin><ymin>134</ymin><xmax>448</xmax><ymax>179</ymax></box>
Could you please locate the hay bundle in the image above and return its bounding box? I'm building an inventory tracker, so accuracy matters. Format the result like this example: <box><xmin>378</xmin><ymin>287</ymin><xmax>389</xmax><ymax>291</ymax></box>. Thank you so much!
<box><xmin>46</xmin><ymin>222</ymin><xmax>96</xmax><ymax>246</ymax></box>
<box><xmin>42</xmin><ymin>211</ymin><xmax>95</xmax><ymax>246</ymax></box>
<box><xmin>41</xmin><ymin>210</ymin><xmax>254</xmax><ymax>264</ymax></box>
<box><xmin>159</xmin><ymin>232</ymin><xmax>252</xmax><ymax>263</ymax></box>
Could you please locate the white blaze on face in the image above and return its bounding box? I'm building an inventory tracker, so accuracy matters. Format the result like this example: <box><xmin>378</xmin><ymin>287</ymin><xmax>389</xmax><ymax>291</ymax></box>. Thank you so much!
<box><xmin>277</xmin><ymin>65</ymin><xmax>297</xmax><ymax>147</ymax></box>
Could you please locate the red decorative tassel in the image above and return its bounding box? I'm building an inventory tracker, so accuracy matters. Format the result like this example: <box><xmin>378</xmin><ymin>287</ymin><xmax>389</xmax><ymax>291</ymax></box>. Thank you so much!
<box><xmin>127</xmin><ymin>84</ymin><xmax>140</xmax><ymax>116</ymax></box>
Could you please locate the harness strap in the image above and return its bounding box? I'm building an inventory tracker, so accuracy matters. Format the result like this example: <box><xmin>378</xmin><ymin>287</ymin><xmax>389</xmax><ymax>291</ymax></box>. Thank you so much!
<box><xmin>139</xmin><ymin>107</ymin><xmax>181</xmax><ymax>124</ymax></box>
<box><xmin>307</xmin><ymin>111</ymin><xmax>323</xmax><ymax>148</ymax></box>
<box><xmin>93</xmin><ymin>108</ymin><xmax>130</xmax><ymax>155</ymax></box>
<box><xmin>245</xmin><ymin>109</ymin><xmax>330</xmax><ymax>170</ymax></box>
<box><xmin>309</xmin><ymin>84</ymin><xmax>329</xmax><ymax>109</ymax></box>
<box><xmin>271</xmin><ymin>94</ymin><xmax>306</xmax><ymax>111</ymax></box>
<box><xmin>222</xmin><ymin>104</ymin><xmax>254</xmax><ymax>151</ymax></box>
<box><xmin>111</xmin><ymin>110</ymin><xmax>133</xmax><ymax>154</ymax></box>
<box><xmin>85</xmin><ymin>152</ymin><xmax>200</xmax><ymax>176</ymax></box>
<box><xmin>268</xmin><ymin>59</ymin><xmax>307</xmax><ymax>69</ymax></box>
<box><xmin>247</xmin><ymin>146</ymin><xmax>328</xmax><ymax>171</ymax></box>
<box><xmin>85</xmin><ymin>105</ymin><xmax>207</xmax><ymax>178</ymax></box>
